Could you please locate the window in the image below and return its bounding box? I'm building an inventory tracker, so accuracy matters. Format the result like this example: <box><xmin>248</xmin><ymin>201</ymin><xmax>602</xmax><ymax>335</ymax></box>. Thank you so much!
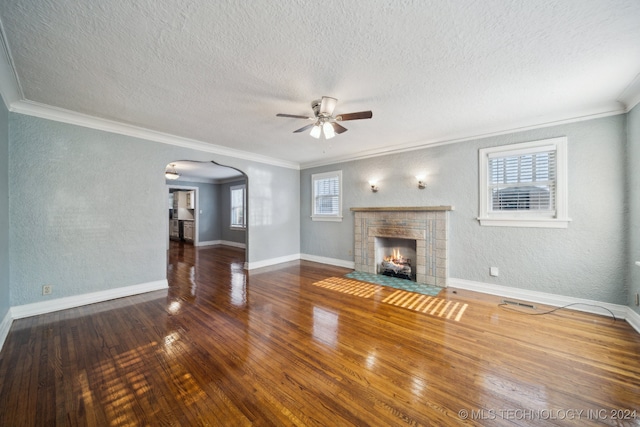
<box><xmin>230</xmin><ymin>184</ymin><xmax>246</xmax><ymax>229</ymax></box>
<box><xmin>478</xmin><ymin>137</ymin><xmax>570</xmax><ymax>228</ymax></box>
<box><xmin>311</xmin><ymin>170</ymin><xmax>342</xmax><ymax>221</ymax></box>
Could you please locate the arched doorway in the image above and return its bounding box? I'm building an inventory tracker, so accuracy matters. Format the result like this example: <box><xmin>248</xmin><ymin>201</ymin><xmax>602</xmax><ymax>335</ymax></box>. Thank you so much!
<box><xmin>164</xmin><ymin>160</ymin><xmax>248</xmax><ymax>253</ymax></box>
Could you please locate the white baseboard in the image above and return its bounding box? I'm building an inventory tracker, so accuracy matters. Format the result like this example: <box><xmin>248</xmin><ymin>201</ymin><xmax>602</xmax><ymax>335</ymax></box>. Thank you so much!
<box><xmin>10</xmin><ymin>279</ymin><xmax>169</xmax><ymax>320</ymax></box>
<box><xmin>0</xmin><ymin>309</ymin><xmax>12</xmax><ymax>352</ymax></box>
<box><xmin>220</xmin><ymin>240</ymin><xmax>246</xmax><ymax>249</ymax></box>
<box><xmin>449</xmin><ymin>277</ymin><xmax>630</xmax><ymax>321</ymax></box>
<box><xmin>244</xmin><ymin>253</ymin><xmax>356</xmax><ymax>270</ymax></box>
<box><xmin>300</xmin><ymin>253</ymin><xmax>355</xmax><ymax>269</ymax></box>
<box><xmin>198</xmin><ymin>240</ymin><xmax>246</xmax><ymax>249</ymax></box>
<box><xmin>625</xmin><ymin>307</ymin><xmax>640</xmax><ymax>334</ymax></box>
<box><xmin>197</xmin><ymin>240</ymin><xmax>222</xmax><ymax>247</ymax></box>
<box><xmin>245</xmin><ymin>253</ymin><xmax>301</xmax><ymax>270</ymax></box>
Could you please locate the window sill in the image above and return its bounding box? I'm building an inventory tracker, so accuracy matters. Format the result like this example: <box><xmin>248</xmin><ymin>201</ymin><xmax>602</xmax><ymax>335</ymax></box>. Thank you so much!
<box><xmin>311</xmin><ymin>215</ymin><xmax>343</xmax><ymax>222</ymax></box>
<box><xmin>230</xmin><ymin>225</ymin><xmax>246</xmax><ymax>230</ymax></box>
<box><xmin>477</xmin><ymin>217</ymin><xmax>571</xmax><ymax>228</ymax></box>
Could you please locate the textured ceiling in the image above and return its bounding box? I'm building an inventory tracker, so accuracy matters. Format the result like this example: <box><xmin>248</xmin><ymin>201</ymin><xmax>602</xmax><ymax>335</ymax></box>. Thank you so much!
<box><xmin>1</xmin><ymin>0</ymin><xmax>639</xmax><ymax>168</ymax></box>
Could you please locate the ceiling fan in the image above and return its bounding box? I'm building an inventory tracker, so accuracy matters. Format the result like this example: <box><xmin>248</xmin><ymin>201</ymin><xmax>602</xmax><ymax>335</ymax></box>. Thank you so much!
<box><xmin>276</xmin><ymin>96</ymin><xmax>372</xmax><ymax>139</ymax></box>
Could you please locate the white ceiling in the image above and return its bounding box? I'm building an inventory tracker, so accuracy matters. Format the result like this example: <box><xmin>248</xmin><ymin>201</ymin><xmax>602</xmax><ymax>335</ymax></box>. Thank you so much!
<box><xmin>1</xmin><ymin>1</ymin><xmax>639</xmax><ymax>169</ymax></box>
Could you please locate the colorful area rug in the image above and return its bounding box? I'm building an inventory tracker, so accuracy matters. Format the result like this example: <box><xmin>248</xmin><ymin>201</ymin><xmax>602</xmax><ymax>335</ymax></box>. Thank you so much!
<box><xmin>382</xmin><ymin>290</ymin><xmax>468</xmax><ymax>322</ymax></box>
<box><xmin>344</xmin><ymin>271</ymin><xmax>441</xmax><ymax>296</ymax></box>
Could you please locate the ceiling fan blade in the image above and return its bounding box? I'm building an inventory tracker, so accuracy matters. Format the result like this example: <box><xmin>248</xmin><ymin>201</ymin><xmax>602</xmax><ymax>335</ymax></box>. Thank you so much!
<box><xmin>293</xmin><ymin>123</ymin><xmax>316</xmax><ymax>133</ymax></box>
<box><xmin>331</xmin><ymin>122</ymin><xmax>348</xmax><ymax>134</ymax></box>
<box><xmin>320</xmin><ymin>96</ymin><xmax>338</xmax><ymax>115</ymax></box>
<box><xmin>277</xmin><ymin>113</ymin><xmax>314</xmax><ymax>119</ymax></box>
<box><xmin>336</xmin><ymin>111</ymin><xmax>373</xmax><ymax>121</ymax></box>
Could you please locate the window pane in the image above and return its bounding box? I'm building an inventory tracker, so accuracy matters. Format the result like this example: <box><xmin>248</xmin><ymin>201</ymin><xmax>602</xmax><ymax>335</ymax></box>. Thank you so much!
<box><xmin>314</xmin><ymin>176</ymin><xmax>340</xmax><ymax>215</ymax></box>
<box><xmin>230</xmin><ymin>186</ymin><xmax>245</xmax><ymax>227</ymax></box>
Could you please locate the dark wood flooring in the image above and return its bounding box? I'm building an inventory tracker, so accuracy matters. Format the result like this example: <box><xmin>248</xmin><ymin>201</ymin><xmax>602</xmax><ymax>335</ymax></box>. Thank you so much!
<box><xmin>0</xmin><ymin>241</ymin><xmax>639</xmax><ymax>426</ymax></box>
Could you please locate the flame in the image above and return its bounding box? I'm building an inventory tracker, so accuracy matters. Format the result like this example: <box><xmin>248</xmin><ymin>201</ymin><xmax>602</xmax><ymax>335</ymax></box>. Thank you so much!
<box><xmin>384</xmin><ymin>249</ymin><xmax>404</xmax><ymax>264</ymax></box>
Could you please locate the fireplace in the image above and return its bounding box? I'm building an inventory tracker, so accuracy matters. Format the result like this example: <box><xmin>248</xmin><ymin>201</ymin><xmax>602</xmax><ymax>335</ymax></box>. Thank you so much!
<box><xmin>351</xmin><ymin>206</ymin><xmax>453</xmax><ymax>287</ymax></box>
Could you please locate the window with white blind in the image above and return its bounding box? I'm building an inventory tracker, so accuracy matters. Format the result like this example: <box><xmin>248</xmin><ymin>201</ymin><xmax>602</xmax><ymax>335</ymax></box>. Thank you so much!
<box><xmin>478</xmin><ymin>137</ymin><xmax>570</xmax><ymax>228</ymax></box>
<box><xmin>230</xmin><ymin>184</ymin><xmax>246</xmax><ymax>229</ymax></box>
<box><xmin>311</xmin><ymin>170</ymin><xmax>342</xmax><ymax>221</ymax></box>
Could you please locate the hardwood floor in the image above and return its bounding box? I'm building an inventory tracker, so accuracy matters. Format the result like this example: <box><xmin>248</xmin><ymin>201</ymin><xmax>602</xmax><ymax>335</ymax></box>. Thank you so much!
<box><xmin>1</xmin><ymin>241</ymin><xmax>639</xmax><ymax>426</ymax></box>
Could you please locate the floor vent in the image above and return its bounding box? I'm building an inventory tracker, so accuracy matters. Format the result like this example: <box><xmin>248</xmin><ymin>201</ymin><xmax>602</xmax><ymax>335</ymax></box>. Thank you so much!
<box><xmin>502</xmin><ymin>299</ymin><xmax>536</xmax><ymax>309</ymax></box>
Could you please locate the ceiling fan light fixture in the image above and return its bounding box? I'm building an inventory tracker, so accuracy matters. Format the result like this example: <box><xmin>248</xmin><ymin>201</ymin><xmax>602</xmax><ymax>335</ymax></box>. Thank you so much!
<box><xmin>310</xmin><ymin>124</ymin><xmax>322</xmax><ymax>139</ymax></box>
<box><xmin>323</xmin><ymin>121</ymin><xmax>335</xmax><ymax>139</ymax></box>
<box><xmin>165</xmin><ymin>164</ymin><xmax>180</xmax><ymax>180</ymax></box>
<box><xmin>277</xmin><ymin>96</ymin><xmax>372</xmax><ymax>140</ymax></box>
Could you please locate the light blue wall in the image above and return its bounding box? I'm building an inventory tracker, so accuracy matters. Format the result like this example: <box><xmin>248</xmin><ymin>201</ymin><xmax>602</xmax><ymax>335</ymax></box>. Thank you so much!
<box><xmin>193</xmin><ymin>180</ymin><xmax>221</xmax><ymax>243</ymax></box>
<box><xmin>9</xmin><ymin>113</ymin><xmax>300</xmax><ymax>306</ymax></box>
<box><xmin>0</xmin><ymin>101</ymin><xmax>9</xmax><ymax>320</ymax></box>
<box><xmin>242</xmin><ymin>162</ymin><xmax>300</xmax><ymax>260</ymax></box>
<box><xmin>301</xmin><ymin>114</ymin><xmax>627</xmax><ymax>304</ymax></box>
<box><xmin>628</xmin><ymin>104</ymin><xmax>640</xmax><ymax>314</ymax></box>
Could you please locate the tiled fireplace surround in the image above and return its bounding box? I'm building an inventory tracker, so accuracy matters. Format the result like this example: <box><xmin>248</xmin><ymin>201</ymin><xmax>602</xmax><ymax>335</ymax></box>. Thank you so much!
<box><xmin>352</xmin><ymin>206</ymin><xmax>453</xmax><ymax>287</ymax></box>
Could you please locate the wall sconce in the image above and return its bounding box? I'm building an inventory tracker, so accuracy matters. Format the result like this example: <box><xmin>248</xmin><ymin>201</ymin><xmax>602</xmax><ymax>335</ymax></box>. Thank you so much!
<box><xmin>369</xmin><ymin>180</ymin><xmax>379</xmax><ymax>192</ymax></box>
<box><xmin>416</xmin><ymin>175</ymin><xmax>426</xmax><ymax>189</ymax></box>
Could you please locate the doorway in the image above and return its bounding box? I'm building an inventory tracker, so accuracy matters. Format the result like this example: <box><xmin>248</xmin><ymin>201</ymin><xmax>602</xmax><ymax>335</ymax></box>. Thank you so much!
<box><xmin>168</xmin><ymin>184</ymin><xmax>199</xmax><ymax>246</ymax></box>
<box><xmin>164</xmin><ymin>161</ymin><xmax>248</xmax><ymax>253</ymax></box>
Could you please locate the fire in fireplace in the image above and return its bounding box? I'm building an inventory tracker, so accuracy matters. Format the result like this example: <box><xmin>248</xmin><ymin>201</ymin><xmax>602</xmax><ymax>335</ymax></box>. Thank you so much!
<box><xmin>375</xmin><ymin>237</ymin><xmax>417</xmax><ymax>281</ymax></box>
<box><xmin>381</xmin><ymin>249</ymin><xmax>412</xmax><ymax>280</ymax></box>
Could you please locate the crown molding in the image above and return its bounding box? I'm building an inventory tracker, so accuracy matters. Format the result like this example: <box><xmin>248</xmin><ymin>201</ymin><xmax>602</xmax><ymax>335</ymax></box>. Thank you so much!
<box><xmin>0</xmin><ymin>19</ymin><xmax>22</xmax><ymax>109</ymax></box>
<box><xmin>300</xmin><ymin>105</ymin><xmax>626</xmax><ymax>169</ymax></box>
<box><xmin>618</xmin><ymin>71</ymin><xmax>640</xmax><ymax>112</ymax></box>
<box><xmin>8</xmin><ymin>99</ymin><xmax>300</xmax><ymax>170</ymax></box>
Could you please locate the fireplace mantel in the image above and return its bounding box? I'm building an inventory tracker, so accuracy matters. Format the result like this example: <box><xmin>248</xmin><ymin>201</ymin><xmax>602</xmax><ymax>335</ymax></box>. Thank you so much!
<box><xmin>352</xmin><ymin>207</ymin><xmax>451</xmax><ymax>287</ymax></box>
<box><xmin>351</xmin><ymin>206</ymin><xmax>454</xmax><ymax>212</ymax></box>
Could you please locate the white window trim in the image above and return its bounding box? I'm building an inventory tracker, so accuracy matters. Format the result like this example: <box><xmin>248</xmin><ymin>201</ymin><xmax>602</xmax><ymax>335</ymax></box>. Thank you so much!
<box><xmin>311</xmin><ymin>170</ymin><xmax>343</xmax><ymax>222</ymax></box>
<box><xmin>230</xmin><ymin>184</ymin><xmax>246</xmax><ymax>229</ymax></box>
<box><xmin>478</xmin><ymin>137</ymin><xmax>571</xmax><ymax>228</ymax></box>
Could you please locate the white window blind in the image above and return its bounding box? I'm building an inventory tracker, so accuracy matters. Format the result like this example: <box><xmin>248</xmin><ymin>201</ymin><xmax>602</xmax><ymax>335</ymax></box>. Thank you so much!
<box><xmin>312</xmin><ymin>171</ymin><xmax>342</xmax><ymax>221</ymax></box>
<box><xmin>314</xmin><ymin>177</ymin><xmax>339</xmax><ymax>215</ymax></box>
<box><xmin>488</xmin><ymin>147</ymin><xmax>556</xmax><ymax>213</ymax></box>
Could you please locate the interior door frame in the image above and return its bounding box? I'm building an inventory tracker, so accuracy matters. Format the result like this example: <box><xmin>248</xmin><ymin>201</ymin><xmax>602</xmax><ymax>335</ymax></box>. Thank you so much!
<box><xmin>166</xmin><ymin>184</ymin><xmax>199</xmax><ymax>249</ymax></box>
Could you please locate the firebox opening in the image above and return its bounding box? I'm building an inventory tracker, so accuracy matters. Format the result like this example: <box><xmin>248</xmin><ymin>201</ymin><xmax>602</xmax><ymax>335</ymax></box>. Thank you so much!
<box><xmin>374</xmin><ymin>237</ymin><xmax>417</xmax><ymax>282</ymax></box>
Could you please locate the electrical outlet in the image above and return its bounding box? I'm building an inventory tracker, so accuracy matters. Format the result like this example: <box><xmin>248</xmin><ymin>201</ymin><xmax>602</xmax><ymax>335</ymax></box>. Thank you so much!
<box><xmin>42</xmin><ymin>285</ymin><xmax>52</xmax><ymax>295</ymax></box>
<box><xmin>490</xmin><ymin>267</ymin><xmax>499</xmax><ymax>277</ymax></box>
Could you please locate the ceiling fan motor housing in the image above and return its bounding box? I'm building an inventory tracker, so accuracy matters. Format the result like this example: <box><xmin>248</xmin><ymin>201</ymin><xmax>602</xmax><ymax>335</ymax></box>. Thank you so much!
<box><xmin>311</xmin><ymin>99</ymin><xmax>321</xmax><ymax>117</ymax></box>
